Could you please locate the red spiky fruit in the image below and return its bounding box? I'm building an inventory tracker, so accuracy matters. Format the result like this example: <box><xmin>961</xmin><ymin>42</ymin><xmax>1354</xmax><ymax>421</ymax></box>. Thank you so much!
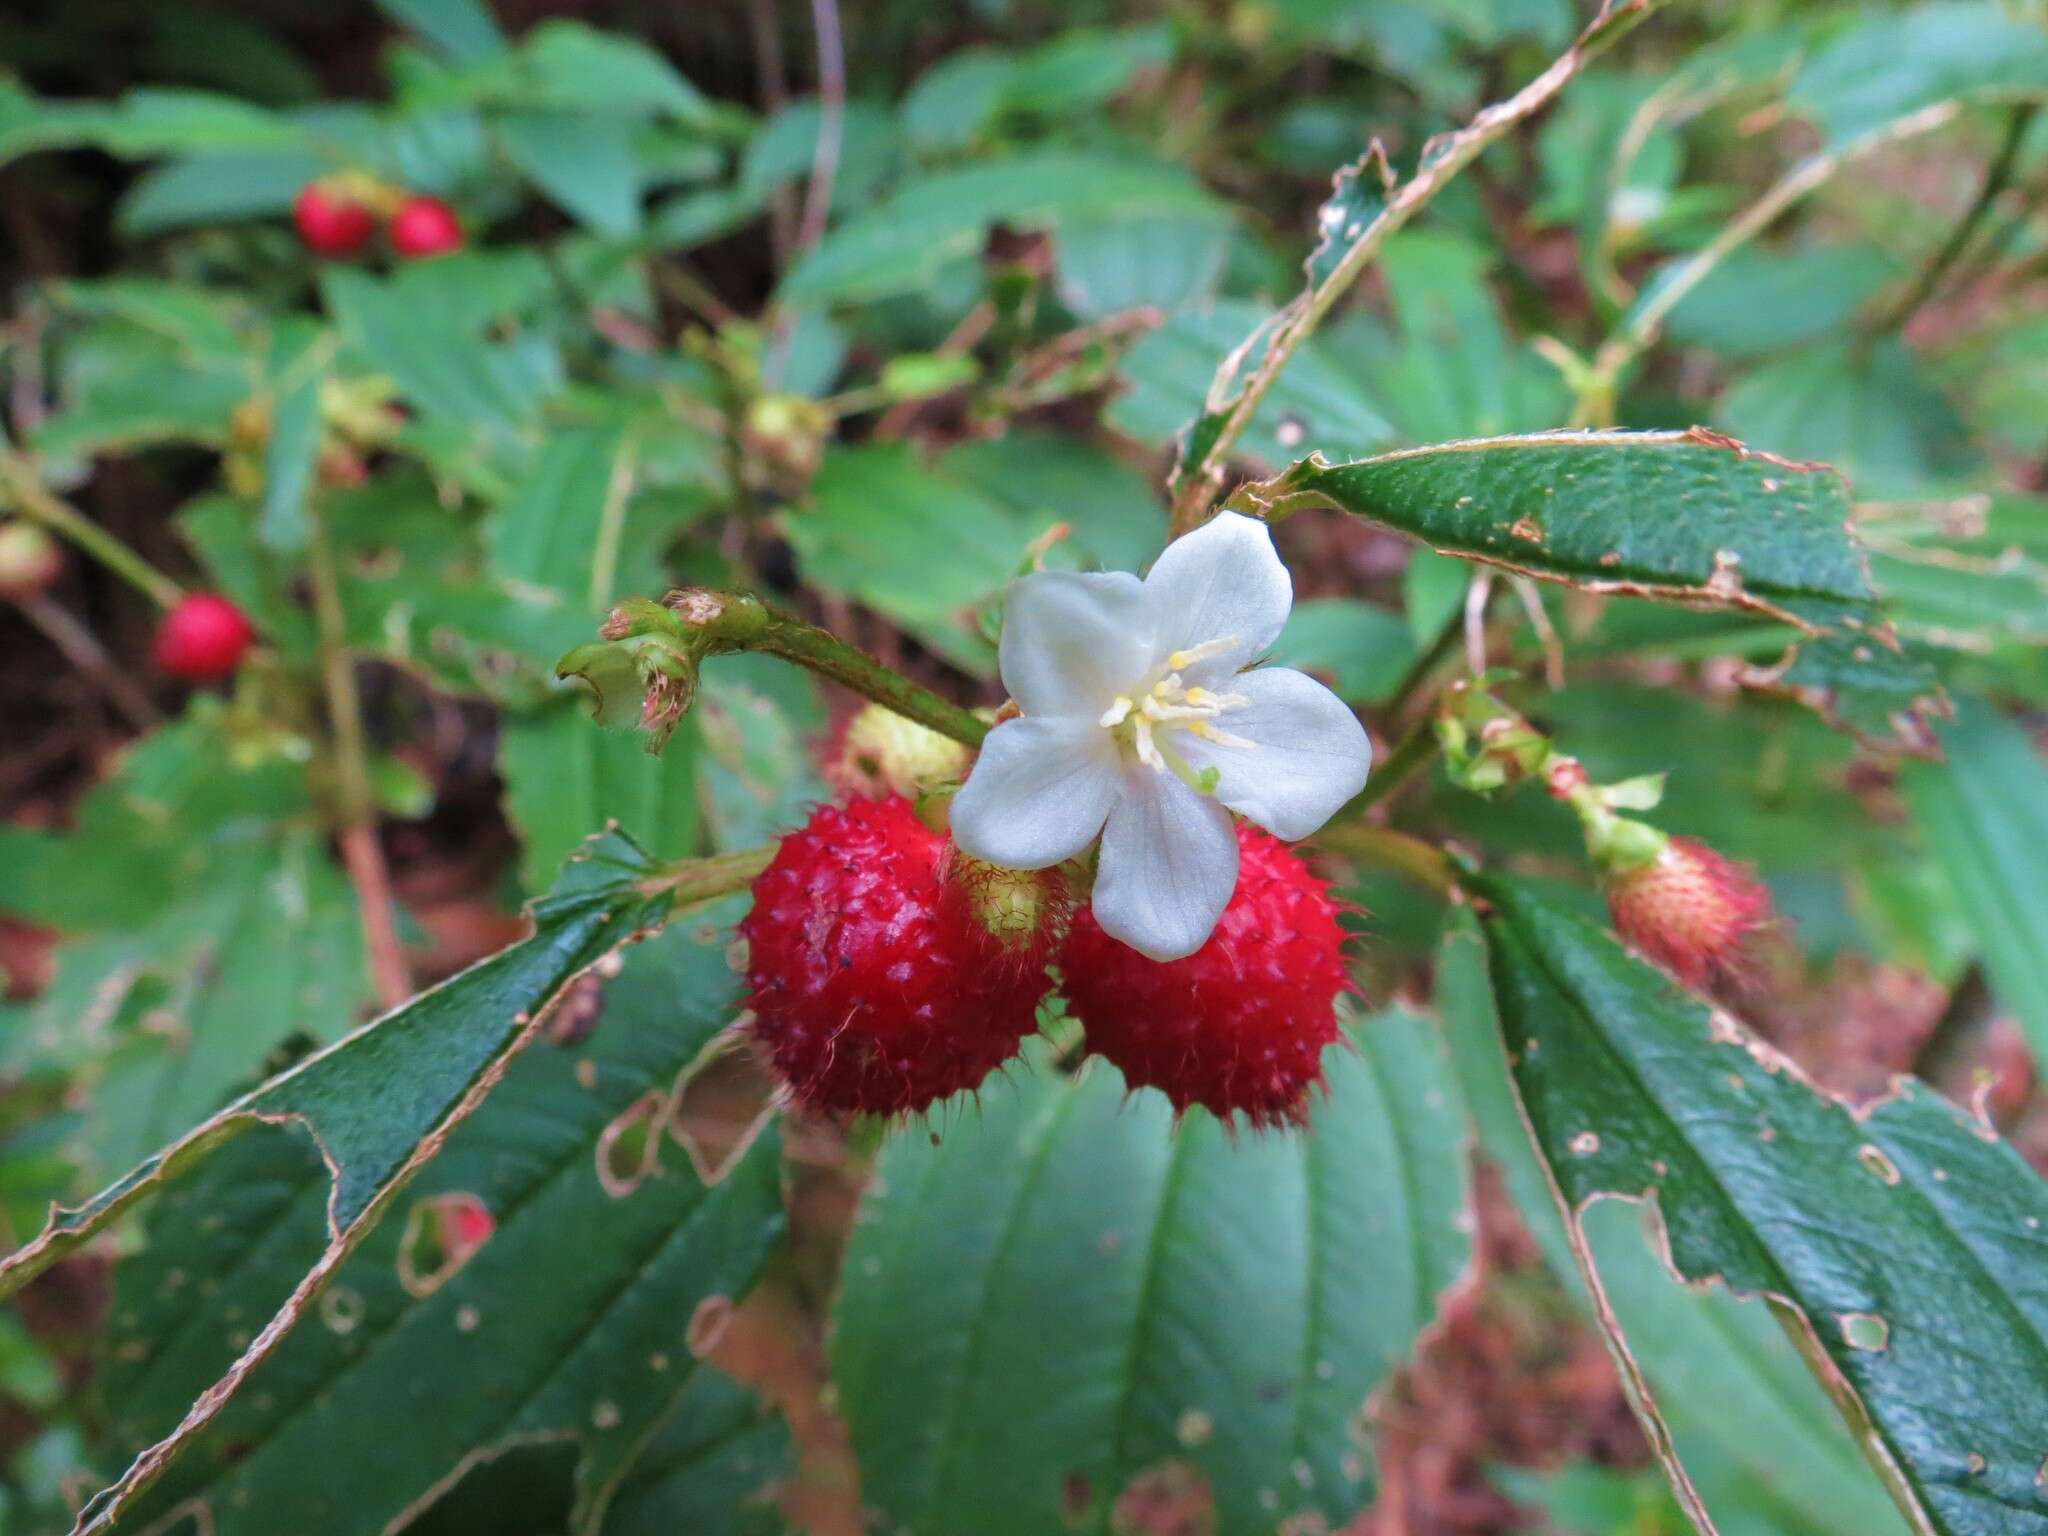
<box><xmin>389</xmin><ymin>195</ymin><xmax>464</xmax><ymax>259</ymax></box>
<box><xmin>1059</xmin><ymin>824</ymin><xmax>1351</xmax><ymax>1128</ymax></box>
<box><xmin>153</xmin><ymin>593</ymin><xmax>254</xmax><ymax>682</ymax></box>
<box><xmin>741</xmin><ymin>796</ymin><xmax>1051</xmax><ymax>1116</ymax></box>
<box><xmin>1604</xmin><ymin>835</ymin><xmax>1771</xmax><ymax>990</ymax></box>
<box><xmin>292</xmin><ymin>183</ymin><xmax>377</xmax><ymax>257</ymax></box>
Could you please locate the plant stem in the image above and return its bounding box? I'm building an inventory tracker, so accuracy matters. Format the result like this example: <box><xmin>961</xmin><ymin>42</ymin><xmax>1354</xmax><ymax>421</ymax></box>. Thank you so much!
<box><xmin>1313</xmin><ymin>822</ymin><xmax>1455</xmax><ymax>895</ymax></box>
<box><xmin>16</xmin><ymin>594</ymin><xmax>161</xmax><ymax>730</ymax></box>
<box><xmin>307</xmin><ymin>505</ymin><xmax>411</xmax><ymax>1011</ymax></box>
<box><xmin>1169</xmin><ymin>0</ymin><xmax>1658</xmax><ymax>530</ymax></box>
<box><xmin>639</xmin><ymin>844</ymin><xmax>777</xmax><ymax>905</ymax></box>
<box><xmin>0</xmin><ymin>447</ymin><xmax>184</xmax><ymax>610</ymax></box>
<box><xmin>660</xmin><ymin>589</ymin><xmax>990</xmax><ymax>748</ymax></box>
<box><xmin>1348</xmin><ymin>716</ymin><xmax>1441</xmax><ymax>815</ymax></box>
<box><xmin>1582</xmin><ymin>101</ymin><xmax>1959</xmax><ymax>416</ymax></box>
<box><xmin>1877</xmin><ymin>103</ymin><xmax>2037</xmax><ymax>335</ymax></box>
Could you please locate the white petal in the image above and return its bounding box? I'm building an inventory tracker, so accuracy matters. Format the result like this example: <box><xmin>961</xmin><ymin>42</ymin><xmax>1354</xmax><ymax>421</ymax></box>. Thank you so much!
<box><xmin>998</xmin><ymin>570</ymin><xmax>1156</xmax><ymax>719</ymax></box>
<box><xmin>1091</xmin><ymin>765</ymin><xmax>1239</xmax><ymax>961</ymax></box>
<box><xmin>1177</xmin><ymin>666</ymin><xmax>1372</xmax><ymax>840</ymax></box>
<box><xmin>949</xmin><ymin>716</ymin><xmax>1121</xmax><ymax>870</ymax></box>
<box><xmin>1141</xmin><ymin>510</ymin><xmax>1292</xmax><ymax>684</ymax></box>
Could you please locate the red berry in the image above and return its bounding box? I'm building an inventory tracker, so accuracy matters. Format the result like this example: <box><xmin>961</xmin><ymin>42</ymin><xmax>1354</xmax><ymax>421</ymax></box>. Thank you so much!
<box><xmin>153</xmin><ymin>593</ymin><xmax>254</xmax><ymax>682</ymax></box>
<box><xmin>0</xmin><ymin>521</ymin><xmax>62</xmax><ymax>601</ymax></box>
<box><xmin>1060</xmin><ymin>825</ymin><xmax>1351</xmax><ymax>1128</ymax></box>
<box><xmin>1605</xmin><ymin>835</ymin><xmax>1771</xmax><ymax>990</ymax></box>
<box><xmin>292</xmin><ymin>183</ymin><xmax>377</xmax><ymax>257</ymax></box>
<box><xmin>741</xmin><ymin>796</ymin><xmax>1050</xmax><ymax>1116</ymax></box>
<box><xmin>389</xmin><ymin>196</ymin><xmax>464</xmax><ymax>260</ymax></box>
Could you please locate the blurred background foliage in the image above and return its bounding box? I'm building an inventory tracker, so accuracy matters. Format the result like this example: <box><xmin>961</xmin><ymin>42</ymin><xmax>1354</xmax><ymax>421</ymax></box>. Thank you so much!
<box><xmin>0</xmin><ymin>0</ymin><xmax>2045</xmax><ymax>1532</ymax></box>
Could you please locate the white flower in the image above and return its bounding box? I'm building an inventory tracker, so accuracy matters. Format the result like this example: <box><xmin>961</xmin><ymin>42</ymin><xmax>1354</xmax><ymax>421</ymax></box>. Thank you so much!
<box><xmin>950</xmin><ymin>511</ymin><xmax>1372</xmax><ymax>961</ymax></box>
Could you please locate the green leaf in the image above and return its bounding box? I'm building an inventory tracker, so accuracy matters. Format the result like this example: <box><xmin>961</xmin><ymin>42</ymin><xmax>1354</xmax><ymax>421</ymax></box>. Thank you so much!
<box><xmin>1054</xmin><ymin>213</ymin><xmax>1233</xmax><ymax>320</ymax></box>
<box><xmin>1267</xmin><ymin>597</ymin><xmax>1415</xmax><ymax>706</ymax></box>
<box><xmin>1902</xmin><ymin>697</ymin><xmax>2048</xmax><ymax>1062</ymax></box>
<box><xmin>496</xmin><ymin>111</ymin><xmax>644</xmax><ymax>234</ymax></box>
<box><xmin>604</xmin><ymin>1368</ymin><xmax>793</xmax><ymax>1536</ymax></box>
<box><xmin>830</xmin><ymin>1011</ymin><xmax>1470</xmax><ymax>1535</ymax></box>
<box><xmin>1469</xmin><ymin>872</ymin><xmax>2048</xmax><ymax>1536</ymax></box>
<box><xmin>1111</xmin><ymin>303</ymin><xmax>1397</xmax><ymax>470</ymax></box>
<box><xmin>258</xmin><ymin>321</ymin><xmax>330</xmax><ymax>552</ymax></box>
<box><xmin>98</xmin><ymin>914</ymin><xmax>785</xmax><ymax>1535</ymax></box>
<box><xmin>375</xmin><ymin>0</ymin><xmax>508</xmax><ymax>63</ymax></box>
<box><xmin>1789</xmin><ymin>2</ymin><xmax>2048</xmax><ymax>147</ymax></box>
<box><xmin>499</xmin><ymin>698</ymin><xmax>705</xmax><ymax>892</ymax></box>
<box><xmin>780</xmin><ymin>152</ymin><xmax>1224</xmax><ymax>305</ymax></box>
<box><xmin>787</xmin><ymin>442</ymin><xmax>1023</xmax><ymax>634</ymax></box>
<box><xmin>1242</xmin><ymin>428</ymin><xmax>1943</xmax><ymax>752</ymax></box>
<box><xmin>1659</xmin><ymin>244</ymin><xmax>1901</xmax><ymax>361</ymax></box>
<box><xmin>1718</xmin><ymin>339</ymin><xmax>1978</xmax><ymax>501</ymax></box>
<box><xmin>5</xmin><ymin>832</ymin><xmax>682</xmax><ymax>1528</ymax></box>
<box><xmin>484</xmin><ymin>422</ymin><xmax>635</xmax><ymax>602</ymax></box>
<box><xmin>935</xmin><ymin>430</ymin><xmax>1166</xmax><ymax>576</ymax></box>
<box><xmin>1439</xmin><ymin>917</ymin><xmax>1913</xmax><ymax>1536</ymax></box>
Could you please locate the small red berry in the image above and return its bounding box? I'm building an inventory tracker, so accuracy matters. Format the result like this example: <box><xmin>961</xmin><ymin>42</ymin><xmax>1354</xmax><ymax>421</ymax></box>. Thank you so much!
<box><xmin>1060</xmin><ymin>825</ymin><xmax>1351</xmax><ymax>1128</ymax></box>
<box><xmin>0</xmin><ymin>521</ymin><xmax>62</xmax><ymax>601</ymax></box>
<box><xmin>741</xmin><ymin>796</ymin><xmax>1050</xmax><ymax>1116</ymax></box>
<box><xmin>1604</xmin><ymin>835</ymin><xmax>1771</xmax><ymax>990</ymax></box>
<box><xmin>153</xmin><ymin>593</ymin><xmax>254</xmax><ymax>682</ymax></box>
<box><xmin>388</xmin><ymin>196</ymin><xmax>464</xmax><ymax>260</ymax></box>
<box><xmin>292</xmin><ymin>183</ymin><xmax>377</xmax><ymax>257</ymax></box>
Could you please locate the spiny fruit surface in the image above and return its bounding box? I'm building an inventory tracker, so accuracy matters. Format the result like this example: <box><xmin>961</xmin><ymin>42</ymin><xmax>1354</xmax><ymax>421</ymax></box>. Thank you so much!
<box><xmin>741</xmin><ymin>796</ymin><xmax>1048</xmax><ymax>1116</ymax></box>
<box><xmin>292</xmin><ymin>183</ymin><xmax>376</xmax><ymax>257</ymax></box>
<box><xmin>1061</xmin><ymin>824</ymin><xmax>1350</xmax><ymax>1128</ymax></box>
<box><xmin>153</xmin><ymin>593</ymin><xmax>254</xmax><ymax>682</ymax></box>
<box><xmin>1605</xmin><ymin>835</ymin><xmax>1771</xmax><ymax>990</ymax></box>
<box><xmin>389</xmin><ymin>195</ymin><xmax>464</xmax><ymax>259</ymax></box>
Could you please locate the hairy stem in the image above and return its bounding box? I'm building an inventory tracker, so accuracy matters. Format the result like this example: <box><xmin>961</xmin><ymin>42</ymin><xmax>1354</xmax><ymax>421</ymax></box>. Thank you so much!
<box><xmin>648</xmin><ymin>589</ymin><xmax>989</xmax><ymax>748</ymax></box>
<box><xmin>1314</xmin><ymin>823</ymin><xmax>1455</xmax><ymax>895</ymax></box>
<box><xmin>0</xmin><ymin>446</ymin><xmax>184</xmax><ymax>610</ymax></box>
<box><xmin>1169</xmin><ymin>0</ymin><xmax>1658</xmax><ymax>529</ymax></box>
<box><xmin>638</xmin><ymin>844</ymin><xmax>777</xmax><ymax>904</ymax></box>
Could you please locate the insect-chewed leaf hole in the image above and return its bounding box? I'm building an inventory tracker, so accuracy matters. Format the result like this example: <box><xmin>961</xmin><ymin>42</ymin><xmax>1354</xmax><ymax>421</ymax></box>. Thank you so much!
<box><xmin>396</xmin><ymin>1192</ymin><xmax>495</xmax><ymax>1298</ymax></box>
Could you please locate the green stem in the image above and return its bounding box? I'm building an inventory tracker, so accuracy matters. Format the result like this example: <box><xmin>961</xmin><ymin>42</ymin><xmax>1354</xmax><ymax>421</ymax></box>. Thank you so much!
<box><xmin>1169</xmin><ymin>0</ymin><xmax>1657</xmax><ymax>529</ymax></box>
<box><xmin>1314</xmin><ymin>823</ymin><xmax>1454</xmax><ymax>895</ymax></box>
<box><xmin>1876</xmin><ymin>103</ymin><xmax>2036</xmax><ymax>335</ymax></box>
<box><xmin>0</xmin><ymin>447</ymin><xmax>184</xmax><ymax>610</ymax></box>
<box><xmin>1345</xmin><ymin>716</ymin><xmax>1441</xmax><ymax>817</ymax></box>
<box><xmin>655</xmin><ymin>589</ymin><xmax>989</xmax><ymax>748</ymax></box>
<box><xmin>639</xmin><ymin>844</ymin><xmax>776</xmax><ymax>905</ymax></box>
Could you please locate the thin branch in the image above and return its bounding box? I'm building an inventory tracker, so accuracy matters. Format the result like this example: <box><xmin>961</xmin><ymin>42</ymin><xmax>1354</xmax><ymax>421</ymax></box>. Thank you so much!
<box><xmin>0</xmin><ymin>447</ymin><xmax>183</xmax><ymax>610</ymax></box>
<box><xmin>1168</xmin><ymin>0</ymin><xmax>1660</xmax><ymax>530</ymax></box>
<box><xmin>1876</xmin><ymin>102</ymin><xmax>2037</xmax><ymax>335</ymax></box>
<box><xmin>1583</xmin><ymin>101</ymin><xmax>1960</xmax><ymax>414</ymax></box>
<box><xmin>793</xmin><ymin>0</ymin><xmax>845</xmax><ymax>257</ymax></box>
<box><xmin>747</xmin><ymin>0</ymin><xmax>797</xmax><ymax>266</ymax></box>
<box><xmin>16</xmin><ymin>594</ymin><xmax>161</xmax><ymax>730</ymax></box>
<box><xmin>307</xmin><ymin>506</ymin><xmax>411</xmax><ymax>1012</ymax></box>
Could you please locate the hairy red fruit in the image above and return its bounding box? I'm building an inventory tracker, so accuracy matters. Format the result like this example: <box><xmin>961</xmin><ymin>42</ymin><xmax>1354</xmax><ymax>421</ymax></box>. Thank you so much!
<box><xmin>0</xmin><ymin>521</ymin><xmax>62</xmax><ymax>601</ymax></box>
<box><xmin>292</xmin><ymin>183</ymin><xmax>377</xmax><ymax>257</ymax></box>
<box><xmin>1605</xmin><ymin>835</ymin><xmax>1771</xmax><ymax>990</ymax></box>
<box><xmin>938</xmin><ymin>846</ymin><xmax>1069</xmax><ymax>976</ymax></box>
<box><xmin>1060</xmin><ymin>825</ymin><xmax>1351</xmax><ymax>1128</ymax></box>
<box><xmin>741</xmin><ymin>796</ymin><xmax>1049</xmax><ymax>1116</ymax></box>
<box><xmin>153</xmin><ymin>593</ymin><xmax>254</xmax><ymax>682</ymax></box>
<box><xmin>389</xmin><ymin>195</ymin><xmax>464</xmax><ymax>259</ymax></box>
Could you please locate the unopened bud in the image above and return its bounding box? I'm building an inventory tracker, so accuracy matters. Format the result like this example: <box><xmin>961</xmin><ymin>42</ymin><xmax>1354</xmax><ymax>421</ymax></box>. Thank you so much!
<box><xmin>828</xmin><ymin>703</ymin><xmax>971</xmax><ymax>801</ymax></box>
<box><xmin>0</xmin><ymin>521</ymin><xmax>62</xmax><ymax>601</ymax></box>
<box><xmin>940</xmin><ymin>846</ymin><xmax>1067</xmax><ymax>968</ymax></box>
